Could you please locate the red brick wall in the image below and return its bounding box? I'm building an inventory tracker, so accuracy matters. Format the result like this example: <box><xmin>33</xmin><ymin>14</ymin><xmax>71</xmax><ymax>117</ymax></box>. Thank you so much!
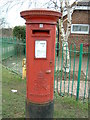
<box><xmin>60</xmin><ymin>10</ymin><xmax>90</xmax><ymax>52</ymax></box>
<box><xmin>68</xmin><ymin>34</ymin><xmax>89</xmax><ymax>52</ymax></box>
<box><xmin>72</xmin><ymin>10</ymin><xmax>89</xmax><ymax>24</ymax></box>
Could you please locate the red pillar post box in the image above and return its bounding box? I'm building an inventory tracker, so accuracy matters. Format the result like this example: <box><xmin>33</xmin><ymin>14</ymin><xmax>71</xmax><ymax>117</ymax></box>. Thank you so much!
<box><xmin>20</xmin><ymin>9</ymin><xmax>61</xmax><ymax>118</ymax></box>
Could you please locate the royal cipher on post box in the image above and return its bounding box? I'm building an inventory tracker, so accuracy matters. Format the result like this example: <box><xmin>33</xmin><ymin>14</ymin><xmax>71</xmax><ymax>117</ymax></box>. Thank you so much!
<box><xmin>20</xmin><ymin>9</ymin><xmax>61</xmax><ymax>118</ymax></box>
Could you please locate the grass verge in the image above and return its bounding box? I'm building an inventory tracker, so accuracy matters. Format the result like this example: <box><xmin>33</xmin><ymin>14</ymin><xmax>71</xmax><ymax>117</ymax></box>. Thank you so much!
<box><xmin>2</xmin><ymin>67</ymin><xmax>88</xmax><ymax>118</ymax></box>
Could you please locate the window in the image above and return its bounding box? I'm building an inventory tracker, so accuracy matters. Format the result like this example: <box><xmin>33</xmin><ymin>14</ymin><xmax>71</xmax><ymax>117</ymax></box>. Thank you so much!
<box><xmin>71</xmin><ymin>24</ymin><xmax>89</xmax><ymax>34</ymax></box>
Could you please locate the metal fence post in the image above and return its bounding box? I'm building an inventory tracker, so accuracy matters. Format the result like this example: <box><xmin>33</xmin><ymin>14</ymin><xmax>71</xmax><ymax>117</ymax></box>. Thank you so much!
<box><xmin>68</xmin><ymin>44</ymin><xmax>72</xmax><ymax>95</ymax></box>
<box><xmin>24</xmin><ymin>43</ymin><xmax>26</xmax><ymax>58</ymax></box>
<box><xmin>57</xmin><ymin>42</ymin><xmax>60</xmax><ymax>92</ymax></box>
<box><xmin>76</xmin><ymin>43</ymin><xmax>83</xmax><ymax>101</ymax></box>
<box><xmin>60</xmin><ymin>43</ymin><xmax>64</xmax><ymax>95</ymax></box>
<box><xmin>54</xmin><ymin>43</ymin><xmax>57</xmax><ymax>91</ymax></box>
<box><xmin>83</xmin><ymin>48</ymin><xmax>89</xmax><ymax>100</ymax></box>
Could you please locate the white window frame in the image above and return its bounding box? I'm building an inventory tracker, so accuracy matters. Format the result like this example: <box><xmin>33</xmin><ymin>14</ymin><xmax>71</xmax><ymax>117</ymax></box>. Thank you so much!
<box><xmin>71</xmin><ymin>24</ymin><xmax>89</xmax><ymax>34</ymax></box>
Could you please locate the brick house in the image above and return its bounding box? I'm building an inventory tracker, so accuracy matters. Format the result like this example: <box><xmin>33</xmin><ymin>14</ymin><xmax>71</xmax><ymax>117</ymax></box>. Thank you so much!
<box><xmin>0</xmin><ymin>28</ymin><xmax>13</xmax><ymax>37</ymax></box>
<box><xmin>62</xmin><ymin>0</ymin><xmax>90</xmax><ymax>51</ymax></box>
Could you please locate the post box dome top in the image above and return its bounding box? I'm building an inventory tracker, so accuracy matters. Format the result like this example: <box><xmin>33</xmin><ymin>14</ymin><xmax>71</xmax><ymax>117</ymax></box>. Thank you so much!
<box><xmin>20</xmin><ymin>9</ymin><xmax>61</xmax><ymax>24</ymax></box>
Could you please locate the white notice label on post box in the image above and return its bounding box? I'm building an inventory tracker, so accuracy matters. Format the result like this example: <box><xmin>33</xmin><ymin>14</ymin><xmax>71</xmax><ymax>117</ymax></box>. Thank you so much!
<box><xmin>35</xmin><ymin>40</ymin><xmax>47</xmax><ymax>58</ymax></box>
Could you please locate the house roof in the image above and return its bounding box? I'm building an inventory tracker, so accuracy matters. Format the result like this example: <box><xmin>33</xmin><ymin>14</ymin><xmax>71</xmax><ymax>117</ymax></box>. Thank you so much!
<box><xmin>63</xmin><ymin>0</ymin><xmax>90</xmax><ymax>17</ymax></box>
<box><xmin>77</xmin><ymin>0</ymin><xmax>90</xmax><ymax>6</ymax></box>
<box><xmin>75</xmin><ymin>0</ymin><xmax>90</xmax><ymax>11</ymax></box>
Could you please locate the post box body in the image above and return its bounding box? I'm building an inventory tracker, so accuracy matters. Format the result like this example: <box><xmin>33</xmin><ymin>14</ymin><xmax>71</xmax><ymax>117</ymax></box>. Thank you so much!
<box><xmin>20</xmin><ymin>10</ymin><xmax>61</xmax><ymax>104</ymax></box>
<box><xmin>26</xmin><ymin>23</ymin><xmax>56</xmax><ymax>104</ymax></box>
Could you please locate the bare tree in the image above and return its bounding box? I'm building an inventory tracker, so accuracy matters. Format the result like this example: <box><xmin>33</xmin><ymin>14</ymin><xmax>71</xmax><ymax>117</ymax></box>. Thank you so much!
<box><xmin>48</xmin><ymin>0</ymin><xmax>78</xmax><ymax>72</ymax></box>
<box><xmin>0</xmin><ymin>0</ymin><xmax>80</xmax><ymax>72</ymax></box>
<box><xmin>60</xmin><ymin>0</ymin><xmax>79</xmax><ymax>72</ymax></box>
<box><xmin>0</xmin><ymin>17</ymin><xmax>9</xmax><ymax>28</ymax></box>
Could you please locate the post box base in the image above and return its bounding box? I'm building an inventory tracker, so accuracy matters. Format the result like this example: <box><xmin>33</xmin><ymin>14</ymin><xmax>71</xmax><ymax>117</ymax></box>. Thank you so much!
<box><xmin>26</xmin><ymin>100</ymin><xmax>54</xmax><ymax>118</ymax></box>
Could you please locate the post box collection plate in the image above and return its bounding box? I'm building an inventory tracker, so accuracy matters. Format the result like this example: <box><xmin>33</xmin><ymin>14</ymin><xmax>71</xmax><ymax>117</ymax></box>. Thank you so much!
<box><xmin>35</xmin><ymin>40</ymin><xmax>47</xmax><ymax>58</ymax></box>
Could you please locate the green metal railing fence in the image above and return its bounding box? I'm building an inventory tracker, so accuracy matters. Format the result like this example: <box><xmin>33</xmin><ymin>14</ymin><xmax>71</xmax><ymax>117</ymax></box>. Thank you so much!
<box><xmin>54</xmin><ymin>42</ymin><xmax>90</xmax><ymax>101</ymax></box>
<box><xmin>1</xmin><ymin>37</ymin><xmax>89</xmax><ymax>101</ymax></box>
<box><xmin>2</xmin><ymin>37</ymin><xmax>16</xmax><ymax>60</ymax></box>
<box><xmin>1</xmin><ymin>37</ymin><xmax>26</xmax><ymax>76</ymax></box>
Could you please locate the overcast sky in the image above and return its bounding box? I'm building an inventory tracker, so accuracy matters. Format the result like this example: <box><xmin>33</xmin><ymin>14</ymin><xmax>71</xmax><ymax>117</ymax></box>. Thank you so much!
<box><xmin>0</xmin><ymin>0</ymin><xmax>76</xmax><ymax>28</ymax></box>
